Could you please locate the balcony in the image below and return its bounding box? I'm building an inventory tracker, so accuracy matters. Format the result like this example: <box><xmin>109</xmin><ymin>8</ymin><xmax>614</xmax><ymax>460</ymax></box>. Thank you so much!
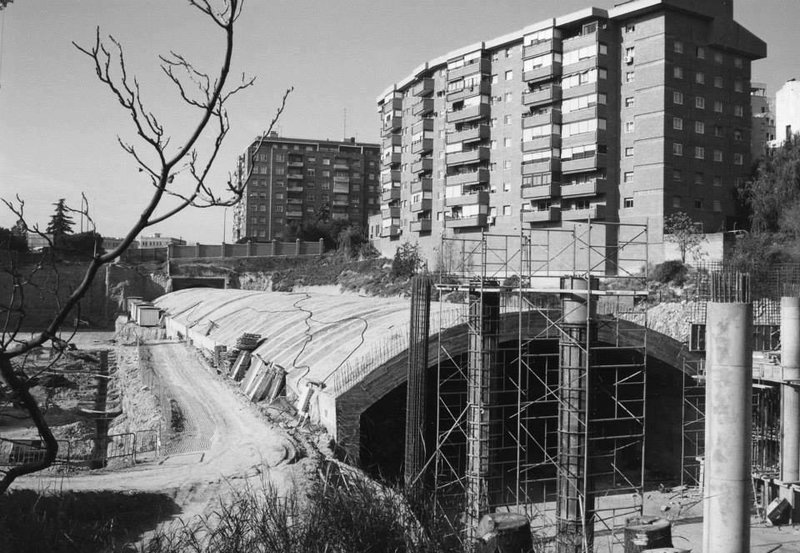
<box><xmin>446</xmin><ymin>103</ymin><xmax>490</xmax><ymax>124</ymax></box>
<box><xmin>445</xmin><ymin>190</ymin><xmax>490</xmax><ymax>207</ymax></box>
<box><xmin>562</xmin><ymin>129</ymin><xmax>607</xmax><ymax>149</ymax></box>
<box><xmin>286</xmin><ymin>209</ymin><xmax>303</xmax><ymax>218</ymax></box>
<box><xmin>446</xmin><ymin>168</ymin><xmax>490</xmax><ymax>187</ymax></box>
<box><xmin>523</xmin><ymin>109</ymin><xmax>561</xmax><ymax>127</ymax></box>
<box><xmin>523</xmin><ymin>38</ymin><xmax>562</xmax><ymax>59</ymax></box>
<box><xmin>287</xmin><ymin>160</ymin><xmax>304</xmax><ymax>168</ymax></box>
<box><xmin>561</xmin><ymin>204</ymin><xmax>606</xmax><ymax>221</ymax></box>
<box><xmin>381</xmin><ymin>225</ymin><xmax>401</xmax><ymax>238</ymax></box>
<box><xmin>523</xmin><ymin>85</ymin><xmax>562</xmax><ymax>107</ymax></box>
<box><xmin>381</xmin><ymin>187</ymin><xmax>401</xmax><ymax>202</ymax></box>
<box><xmin>411</xmin><ymin>158</ymin><xmax>433</xmax><ymax>174</ymax></box>
<box><xmin>383</xmin><ymin>134</ymin><xmax>402</xmax><ymax>148</ymax></box>
<box><xmin>334</xmin><ymin>162</ymin><xmax>349</xmax><ymax>171</ymax></box>
<box><xmin>522</xmin><ymin>183</ymin><xmax>560</xmax><ymax>200</ymax></box>
<box><xmin>410</xmin><ymin>199</ymin><xmax>432</xmax><ymax>212</ymax></box>
<box><xmin>412</xmin><ymin>78</ymin><xmax>434</xmax><ymax>97</ymax></box>
<box><xmin>410</xmin><ymin>219</ymin><xmax>432</xmax><ymax>233</ymax></box>
<box><xmin>382</xmin><ymin>117</ymin><xmax>402</xmax><ymax>134</ymax></box>
<box><xmin>448</xmin><ymin>58</ymin><xmax>490</xmax><ymax>81</ymax></box>
<box><xmin>561</xmin><ymin>153</ymin><xmax>607</xmax><ymax>174</ymax></box>
<box><xmin>561</xmin><ymin>104</ymin><xmax>608</xmax><ymax>124</ymax></box>
<box><xmin>382</xmin><ymin>207</ymin><xmax>401</xmax><ymax>219</ymax></box>
<box><xmin>562</xmin><ymin>30</ymin><xmax>599</xmax><ymax>52</ymax></box>
<box><xmin>411</xmin><ymin>178</ymin><xmax>432</xmax><ymax>194</ymax></box>
<box><xmin>381</xmin><ymin>170</ymin><xmax>401</xmax><ymax>185</ymax></box>
<box><xmin>560</xmin><ymin>178</ymin><xmax>608</xmax><ymax>198</ymax></box>
<box><xmin>411</xmin><ymin>138</ymin><xmax>434</xmax><ymax>154</ymax></box>
<box><xmin>333</xmin><ymin>182</ymin><xmax>350</xmax><ymax>194</ymax></box>
<box><xmin>286</xmin><ymin>184</ymin><xmax>303</xmax><ymax>193</ymax></box>
<box><xmin>412</xmin><ymin>98</ymin><xmax>434</xmax><ymax>117</ymax></box>
<box><xmin>522</xmin><ymin>134</ymin><xmax>560</xmax><ymax>152</ymax></box>
<box><xmin>522</xmin><ymin>159</ymin><xmax>560</xmax><ymax>174</ymax></box>
<box><xmin>286</xmin><ymin>197</ymin><xmax>303</xmax><ymax>205</ymax></box>
<box><xmin>332</xmin><ymin>198</ymin><xmax>349</xmax><ymax>207</ymax></box>
<box><xmin>447</xmin><ymin>124</ymin><xmax>490</xmax><ymax>145</ymax></box>
<box><xmin>523</xmin><ymin>62</ymin><xmax>561</xmax><ymax>84</ymax></box>
<box><xmin>412</xmin><ymin>118</ymin><xmax>434</xmax><ymax>134</ymax></box>
<box><xmin>447</xmin><ymin>81</ymin><xmax>491</xmax><ymax>103</ymax></box>
<box><xmin>523</xmin><ymin>207</ymin><xmax>561</xmax><ymax>223</ymax></box>
<box><xmin>287</xmin><ymin>172</ymin><xmax>303</xmax><ymax>180</ymax></box>
<box><xmin>382</xmin><ymin>152</ymin><xmax>401</xmax><ymax>166</ymax></box>
<box><xmin>561</xmin><ymin>79</ymin><xmax>607</xmax><ymax>100</ymax></box>
<box><xmin>446</xmin><ymin>213</ymin><xmax>488</xmax><ymax>228</ymax></box>
<box><xmin>562</xmin><ymin>56</ymin><xmax>604</xmax><ymax>75</ymax></box>
<box><xmin>447</xmin><ymin>147</ymin><xmax>490</xmax><ymax>167</ymax></box>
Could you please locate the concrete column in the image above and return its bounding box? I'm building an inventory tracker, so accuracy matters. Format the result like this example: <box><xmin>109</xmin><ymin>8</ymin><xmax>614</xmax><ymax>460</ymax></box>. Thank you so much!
<box><xmin>404</xmin><ymin>275</ymin><xmax>432</xmax><ymax>497</ymax></box>
<box><xmin>782</xmin><ymin>296</ymin><xmax>800</xmax><ymax>482</ymax></box>
<box><xmin>556</xmin><ymin>276</ymin><xmax>596</xmax><ymax>553</ymax></box>
<box><xmin>295</xmin><ymin>238</ymin><xmax>302</xmax><ymax>256</ymax></box>
<box><xmin>272</xmin><ymin>239</ymin><xmax>279</xmax><ymax>256</ymax></box>
<box><xmin>318</xmin><ymin>237</ymin><xmax>325</xmax><ymax>255</ymax></box>
<box><xmin>702</xmin><ymin>301</ymin><xmax>752</xmax><ymax>553</ymax></box>
<box><xmin>247</xmin><ymin>240</ymin><xmax>256</xmax><ymax>257</ymax></box>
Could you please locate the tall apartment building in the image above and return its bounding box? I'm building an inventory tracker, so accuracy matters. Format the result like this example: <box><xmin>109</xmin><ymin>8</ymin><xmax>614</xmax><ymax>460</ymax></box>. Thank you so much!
<box><xmin>750</xmin><ymin>82</ymin><xmax>775</xmax><ymax>159</ymax></box>
<box><xmin>372</xmin><ymin>0</ymin><xmax>765</xmax><ymax>265</ymax></box>
<box><xmin>232</xmin><ymin>135</ymin><xmax>381</xmax><ymax>242</ymax></box>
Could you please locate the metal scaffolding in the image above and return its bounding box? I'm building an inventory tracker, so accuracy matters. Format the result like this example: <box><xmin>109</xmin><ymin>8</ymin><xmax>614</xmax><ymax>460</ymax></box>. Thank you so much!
<box><xmin>426</xmin><ymin>222</ymin><xmax>649</xmax><ymax>551</ymax></box>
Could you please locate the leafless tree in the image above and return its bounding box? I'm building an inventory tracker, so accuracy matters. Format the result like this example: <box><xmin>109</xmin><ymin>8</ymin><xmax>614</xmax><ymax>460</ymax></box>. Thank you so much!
<box><xmin>0</xmin><ymin>0</ymin><xmax>291</xmax><ymax>493</ymax></box>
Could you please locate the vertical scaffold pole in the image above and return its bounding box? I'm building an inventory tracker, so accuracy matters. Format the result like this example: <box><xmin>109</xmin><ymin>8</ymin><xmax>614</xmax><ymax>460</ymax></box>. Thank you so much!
<box><xmin>781</xmin><ymin>296</ymin><xmax>800</xmax><ymax>482</ymax></box>
<box><xmin>557</xmin><ymin>276</ymin><xmax>596</xmax><ymax>553</ymax></box>
<box><xmin>405</xmin><ymin>275</ymin><xmax>433</xmax><ymax>498</ymax></box>
<box><xmin>465</xmin><ymin>288</ymin><xmax>500</xmax><ymax>546</ymax></box>
<box><xmin>702</xmin><ymin>271</ymin><xmax>752</xmax><ymax>553</ymax></box>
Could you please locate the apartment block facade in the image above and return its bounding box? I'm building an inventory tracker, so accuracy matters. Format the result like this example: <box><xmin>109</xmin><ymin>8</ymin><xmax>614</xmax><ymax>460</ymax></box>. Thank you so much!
<box><xmin>233</xmin><ymin>135</ymin><xmax>381</xmax><ymax>242</ymax></box>
<box><xmin>371</xmin><ymin>0</ymin><xmax>765</xmax><ymax>265</ymax></box>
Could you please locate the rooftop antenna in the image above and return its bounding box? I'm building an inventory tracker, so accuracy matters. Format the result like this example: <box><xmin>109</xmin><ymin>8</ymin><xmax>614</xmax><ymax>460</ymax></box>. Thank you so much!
<box><xmin>343</xmin><ymin>108</ymin><xmax>347</xmax><ymax>140</ymax></box>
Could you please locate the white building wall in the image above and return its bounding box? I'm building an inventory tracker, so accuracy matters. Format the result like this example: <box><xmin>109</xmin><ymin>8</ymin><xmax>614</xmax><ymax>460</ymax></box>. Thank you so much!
<box><xmin>776</xmin><ymin>80</ymin><xmax>800</xmax><ymax>143</ymax></box>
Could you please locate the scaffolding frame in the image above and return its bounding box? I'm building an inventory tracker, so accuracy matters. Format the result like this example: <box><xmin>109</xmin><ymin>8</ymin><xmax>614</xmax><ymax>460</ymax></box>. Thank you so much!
<box><xmin>429</xmin><ymin>222</ymin><xmax>650</xmax><ymax>551</ymax></box>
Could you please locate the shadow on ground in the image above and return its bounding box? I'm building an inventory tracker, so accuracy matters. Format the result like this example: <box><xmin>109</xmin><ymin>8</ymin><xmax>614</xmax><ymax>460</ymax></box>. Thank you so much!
<box><xmin>0</xmin><ymin>489</ymin><xmax>181</xmax><ymax>553</ymax></box>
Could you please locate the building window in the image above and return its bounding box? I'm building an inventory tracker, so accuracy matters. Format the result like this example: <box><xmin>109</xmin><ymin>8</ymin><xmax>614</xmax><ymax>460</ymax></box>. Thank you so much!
<box><xmin>490</xmin><ymin>140</ymin><xmax>497</xmax><ymax>150</ymax></box>
<box><xmin>673</xmin><ymin>143</ymin><xmax>683</xmax><ymax>156</ymax></box>
<box><xmin>713</xmin><ymin>199</ymin><xmax>722</xmax><ymax>212</ymax></box>
<box><xmin>322</xmin><ymin>158</ymin><xmax>331</xmax><ymax>165</ymax></box>
<box><xmin>673</xmin><ymin>117</ymin><xmax>683</xmax><ymax>130</ymax></box>
<box><xmin>694</xmin><ymin>198</ymin><xmax>703</xmax><ymax>209</ymax></box>
<box><xmin>490</xmin><ymin>117</ymin><xmax>498</xmax><ymax>128</ymax></box>
<box><xmin>505</xmin><ymin>70</ymin><xmax>513</xmax><ymax>81</ymax></box>
<box><xmin>695</xmin><ymin>121</ymin><xmax>705</xmax><ymax>134</ymax></box>
<box><xmin>674</xmin><ymin>91</ymin><xmax>684</xmax><ymax>104</ymax></box>
<box><xmin>694</xmin><ymin>172</ymin><xmax>704</xmax><ymax>185</ymax></box>
<box><xmin>504</xmin><ymin>115</ymin><xmax>512</xmax><ymax>124</ymax></box>
<box><xmin>713</xmin><ymin>176</ymin><xmax>722</xmax><ymax>187</ymax></box>
<box><xmin>714</xmin><ymin>125</ymin><xmax>723</xmax><ymax>137</ymax></box>
<box><xmin>307</xmin><ymin>168</ymin><xmax>315</xmax><ymax>177</ymax></box>
<box><xmin>624</xmin><ymin>197</ymin><xmax>634</xmax><ymax>208</ymax></box>
<box><xmin>491</xmin><ymin>74</ymin><xmax>499</xmax><ymax>84</ymax></box>
<box><xmin>625</xmin><ymin>121</ymin><xmax>635</xmax><ymax>133</ymax></box>
<box><xmin>714</xmin><ymin>101</ymin><xmax>723</xmax><ymax>113</ymax></box>
<box><xmin>504</xmin><ymin>138</ymin><xmax>512</xmax><ymax>148</ymax></box>
<box><xmin>695</xmin><ymin>146</ymin><xmax>705</xmax><ymax>159</ymax></box>
<box><xmin>625</xmin><ymin>147</ymin><xmax>634</xmax><ymax>157</ymax></box>
<box><xmin>673</xmin><ymin>66</ymin><xmax>684</xmax><ymax>79</ymax></box>
<box><xmin>734</xmin><ymin>105</ymin><xmax>744</xmax><ymax>117</ymax></box>
<box><xmin>624</xmin><ymin>171</ymin><xmax>634</xmax><ymax>183</ymax></box>
<box><xmin>503</xmin><ymin>205</ymin><xmax>512</xmax><ymax>216</ymax></box>
<box><xmin>695</xmin><ymin>72</ymin><xmax>705</xmax><ymax>85</ymax></box>
<box><xmin>625</xmin><ymin>96</ymin><xmax>634</xmax><ymax>108</ymax></box>
<box><xmin>695</xmin><ymin>96</ymin><xmax>705</xmax><ymax>109</ymax></box>
<box><xmin>734</xmin><ymin>80</ymin><xmax>743</xmax><ymax>93</ymax></box>
<box><xmin>733</xmin><ymin>130</ymin><xmax>743</xmax><ymax>141</ymax></box>
<box><xmin>626</xmin><ymin>71</ymin><xmax>635</xmax><ymax>82</ymax></box>
<box><xmin>714</xmin><ymin>150</ymin><xmax>723</xmax><ymax>162</ymax></box>
<box><xmin>734</xmin><ymin>57</ymin><xmax>743</xmax><ymax>68</ymax></box>
<box><xmin>674</xmin><ymin>41</ymin><xmax>684</xmax><ymax>53</ymax></box>
<box><xmin>503</xmin><ymin>160</ymin><xmax>512</xmax><ymax>169</ymax></box>
<box><xmin>696</xmin><ymin>46</ymin><xmax>705</xmax><ymax>59</ymax></box>
<box><xmin>673</xmin><ymin>169</ymin><xmax>682</xmax><ymax>181</ymax></box>
<box><xmin>673</xmin><ymin>195</ymin><xmax>682</xmax><ymax>208</ymax></box>
<box><xmin>505</xmin><ymin>91</ymin><xmax>513</xmax><ymax>102</ymax></box>
<box><xmin>714</xmin><ymin>52</ymin><xmax>723</xmax><ymax>64</ymax></box>
<box><xmin>734</xmin><ymin>153</ymin><xmax>744</xmax><ymax>165</ymax></box>
<box><xmin>625</xmin><ymin>24</ymin><xmax>635</xmax><ymax>33</ymax></box>
<box><xmin>714</xmin><ymin>76</ymin><xmax>723</xmax><ymax>88</ymax></box>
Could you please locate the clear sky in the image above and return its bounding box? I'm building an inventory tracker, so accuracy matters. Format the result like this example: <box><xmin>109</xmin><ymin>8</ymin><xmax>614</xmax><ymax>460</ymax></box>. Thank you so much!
<box><xmin>0</xmin><ymin>0</ymin><xmax>796</xmax><ymax>244</ymax></box>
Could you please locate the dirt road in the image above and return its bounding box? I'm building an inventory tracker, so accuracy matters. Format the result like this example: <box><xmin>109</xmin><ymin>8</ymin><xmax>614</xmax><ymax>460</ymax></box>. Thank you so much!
<box><xmin>18</xmin><ymin>340</ymin><xmax>299</xmax><ymax>519</ymax></box>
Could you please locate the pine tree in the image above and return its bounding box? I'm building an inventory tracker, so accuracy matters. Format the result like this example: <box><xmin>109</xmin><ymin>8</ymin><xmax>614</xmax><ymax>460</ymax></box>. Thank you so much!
<box><xmin>46</xmin><ymin>198</ymin><xmax>75</xmax><ymax>240</ymax></box>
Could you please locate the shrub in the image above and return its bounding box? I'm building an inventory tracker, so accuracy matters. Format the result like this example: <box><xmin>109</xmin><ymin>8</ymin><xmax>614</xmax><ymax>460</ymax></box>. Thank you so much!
<box><xmin>391</xmin><ymin>242</ymin><xmax>422</xmax><ymax>279</ymax></box>
<box><xmin>651</xmin><ymin>260</ymin><xmax>688</xmax><ymax>285</ymax></box>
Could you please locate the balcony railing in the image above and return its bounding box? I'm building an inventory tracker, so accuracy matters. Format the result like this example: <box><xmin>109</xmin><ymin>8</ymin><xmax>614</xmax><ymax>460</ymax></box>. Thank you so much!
<box><xmin>560</xmin><ymin>178</ymin><xmax>608</xmax><ymax>198</ymax></box>
<box><xmin>381</xmin><ymin>117</ymin><xmax>402</xmax><ymax>134</ymax></box>
<box><xmin>446</xmin><ymin>81</ymin><xmax>491</xmax><ymax>103</ymax></box>
<box><xmin>561</xmin><ymin>153</ymin><xmax>607</xmax><ymax>174</ymax></box>
<box><xmin>446</xmin><ymin>168</ymin><xmax>490</xmax><ymax>187</ymax></box>
<box><xmin>411</xmin><ymin>158</ymin><xmax>433</xmax><ymax>175</ymax></box>
<box><xmin>560</xmin><ymin>204</ymin><xmax>606</xmax><ymax>221</ymax></box>
<box><xmin>446</xmin><ymin>103</ymin><xmax>490</xmax><ymax>124</ymax></box>
<box><xmin>411</xmin><ymin>178</ymin><xmax>433</xmax><ymax>194</ymax></box>
<box><xmin>561</xmin><ymin>104</ymin><xmax>608</xmax><ymax>124</ymax></box>
<box><xmin>447</xmin><ymin>147</ymin><xmax>490</xmax><ymax>167</ymax></box>
<box><xmin>287</xmin><ymin>160</ymin><xmax>304</xmax><ymax>168</ymax></box>
<box><xmin>382</xmin><ymin>207</ymin><xmax>401</xmax><ymax>219</ymax></box>
<box><xmin>381</xmin><ymin>170</ymin><xmax>401</xmax><ymax>184</ymax></box>
<box><xmin>562</xmin><ymin>129</ymin><xmax>607</xmax><ymax>150</ymax></box>
<box><xmin>380</xmin><ymin>224</ymin><xmax>401</xmax><ymax>238</ymax></box>
<box><xmin>522</xmin><ymin>85</ymin><xmax>562</xmax><ymax>107</ymax></box>
<box><xmin>523</xmin><ymin>109</ymin><xmax>561</xmax><ymax>127</ymax></box>
<box><xmin>286</xmin><ymin>209</ymin><xmax>303</xmax><ymax>218</ymax></box>
<box><xmin>410</xmin><ymin>219</ymin><xmax>432</xmax><ymax>233</ymax></box>
<box><xmin>447</xmin><ymin>58</ymin><xmax>490</xmax><ymax>81</ymax></box>
<box><xmin>523</xmin><ymin>62</ymin><xmax>561</xmax><ymax>83</ymax></box>
<box><xmin>522</xmin><ymin>158</ymin><xmax>560</xmax><ymax>174</ymax></box>
<box><xmin>446</xmin><ymin>213</ymin><xmax>488</xmax><ymax>228</ymax></box>
<box><xmin>411</xmin><ymin>138</ymin><xmax>434</xmax><ymax>155</ymax></box>
<box><xmin>523</xmin><ymin>38</ymin><xmax>562</xmax><ymax>59</ymax></box>
<box><xmin>381</xmin><ymin>188</ymin><xmax>401</xmax><ymax>202</ymax></box>
<box><xmin>412</xmin><ymin>118</ymin><xmax>434</xmax><ymax>134</ymax></box>
<box><xmin>412</xmin><ymin>78</ymin><xmax>434</xmax><ymax>97</ymax></box>
<box><xmin>410</xmin><ymin>199</ymin><xmax>432</xmax><ymax>212</ymax></box>
<box><xmin>447</xmin><ymin>124</ymin><xmax>490</xmax><ymax>145</ymax></box>
<box><xmin>412</xmin><ymin>98</ymin><xmax>434</xmax><ymax>117</ymax></box>
<box><xmin>287</xmin><ymin>173</ymin><xmax>303</xmax><ymax>180</ymax></box>
<box><xmin>522</xmin><ymin>183</ymin><xmax>560</xmax><ymax>200</ymax></box>
<box><xmin>522</xmin><ymin>133</ymin><xmax>561</xmax><ymax>152</ymax></box>
<box><xmin>333</xmin><ymin>183</ymin><xmax>350</xmax><ymax>194</ymax></box>
<box><xmin>382</xmin><ymin>153</ymin><xmax>401</xmax><ymax>166</ymax></box>
<box><xmin>445</xmin><ymin>190</ymin><xmax>490</xmax><ymax>207</ymax></box>
<box><xmin>522</xmin><ymin>207</ymin><xmax>561</xmax><ymax>223</ymax></box>
<box><xmin>286</xmin><ymin>184</ymin><xmax>303</xmax><ymax>193</ymax></box>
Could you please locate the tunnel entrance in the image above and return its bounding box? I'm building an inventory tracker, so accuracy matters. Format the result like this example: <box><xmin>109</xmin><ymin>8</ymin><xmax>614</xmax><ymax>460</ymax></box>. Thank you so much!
<box><xmin>170</xmin><ymin>277</ymin><xmax>226</xmax><ymax>291</ymax></box>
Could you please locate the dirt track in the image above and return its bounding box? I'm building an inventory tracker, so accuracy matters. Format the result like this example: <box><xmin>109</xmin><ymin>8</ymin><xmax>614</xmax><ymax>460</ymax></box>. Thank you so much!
<box><xmin>18</xmin><ymin>340</ymin><xmax>300</xmax><ymax>520</ymax></box>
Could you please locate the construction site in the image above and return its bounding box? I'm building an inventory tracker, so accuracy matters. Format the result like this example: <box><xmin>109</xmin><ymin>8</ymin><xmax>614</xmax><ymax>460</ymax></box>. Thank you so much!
<box><xmin>4</xmin><ymin>222</ymin><xmax>800</xmax><ymax>553</ymax></box>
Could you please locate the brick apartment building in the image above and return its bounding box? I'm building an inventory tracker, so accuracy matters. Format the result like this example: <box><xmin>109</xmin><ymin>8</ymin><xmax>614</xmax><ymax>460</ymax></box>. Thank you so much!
<box><xmin>371</xmin><ymin>0</ymin><xmax>766</xmax><ymax>266</ymax></box>
<box><xmin>232</xmin><ymin>135</ymin><xmax>381</xmax><ymax>242</ymax></box>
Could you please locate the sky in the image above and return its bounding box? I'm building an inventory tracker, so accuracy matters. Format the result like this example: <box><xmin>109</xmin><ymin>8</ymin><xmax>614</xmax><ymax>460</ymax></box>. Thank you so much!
<box><xmin>0</xmin><ymin>0</ymin><xmax>798</xmax><ymax>244</ymax></box>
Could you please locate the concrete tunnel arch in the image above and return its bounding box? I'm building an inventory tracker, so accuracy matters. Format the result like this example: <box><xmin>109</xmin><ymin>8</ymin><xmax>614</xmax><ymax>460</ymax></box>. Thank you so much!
<box><xmin>153</xmin><ymin>289</ymin><xmax>699</xmax><ymax>481</ymax></box>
